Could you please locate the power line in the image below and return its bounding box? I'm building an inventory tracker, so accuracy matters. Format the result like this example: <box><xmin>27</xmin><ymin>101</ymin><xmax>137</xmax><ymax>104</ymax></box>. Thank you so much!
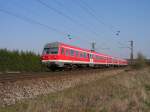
<box><xmin>0</xmin><ymin>1</ymin><xmax>111</xmax><ymax>51</ymax></box>
<box><xmin>71</xmin><ymin>0</ymin><xmax>120</xmax><ymax>49</ymax></box>
<box><xmin>0</xmin><ymin>8</ymin><xmax>67</xmax><ymax>36</ymax></box>
<box><xmin>96</xmin><ymin>45</ymin><xmax>111</xmax><ymax>51</ymax></box>
<box><xmin>36</xmin><ymin>0</ymin><xmax>121</xmax><ymax>52</ymax></box>
<box><xmin>35</xmin><ymin>0</ymin><xmax>76</xmax><ymax>24</ymax></box>
<box><xmin>9</xmin><ymin>0</ymin><xmax>40</xmax><ymax>17</ymax></box>
<box><xmin>35</xmin><ymin>0</ymin><xmax>102</xmax><ymax>38</ymax></box>
<box><xmin>7</xmin><ymin>0</ymin><xmax>91</xmax><ymax>42</ymax></box>
<box><xmin>79</xmin><ymin>0</ymin><xmax>116</xmax><ymax>30</ymax></box>
<box><xmin>0</xmin><ymin>8</ymin><xmax>90</xmax><ymax>44</ymax></box>
<box><xmin>45</xmin><ymin>0</ymin><xmax>109</xmax><ymax>47</ymax></box>
<box><xmin>51</xmin><ymin>0</ymin><xmax>102</xmax><ymax>43</ymax></box>
<box><xmin>78</xmin><ymin>0</ymin><xmax>118</xmax><ymax>33</ymax></box>
<box><xmin>53</xmin><ymin>0</ymin><xmax>116</xmax><ymax>50</ymax></box>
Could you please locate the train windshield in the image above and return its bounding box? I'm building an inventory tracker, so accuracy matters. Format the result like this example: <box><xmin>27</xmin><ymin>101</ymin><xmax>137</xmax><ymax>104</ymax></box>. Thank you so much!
<box><xmin>43</xmin><ymin>47</ymin><xmax>58</xmax><ymax>54</ymax></box>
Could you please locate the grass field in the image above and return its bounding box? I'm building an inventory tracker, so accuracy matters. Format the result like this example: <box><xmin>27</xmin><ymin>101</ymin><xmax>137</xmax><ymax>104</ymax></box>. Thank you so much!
<box><xmin>0</xmin><ymin>68</ymin><xmax>150</xmax><ymax>112</ymax></box>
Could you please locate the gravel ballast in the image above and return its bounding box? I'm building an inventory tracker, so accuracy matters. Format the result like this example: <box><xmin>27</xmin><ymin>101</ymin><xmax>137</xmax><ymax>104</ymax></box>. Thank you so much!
<box><xmin>0</xmin><ymin>69</ymin><xmax>124</xmax><ymax>106</ymax></box>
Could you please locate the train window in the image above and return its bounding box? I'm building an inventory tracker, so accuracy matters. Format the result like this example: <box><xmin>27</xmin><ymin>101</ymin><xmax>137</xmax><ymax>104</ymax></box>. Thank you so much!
<box><xmin>76</xmin><ymin>51</ymin><xmax>79</xmax><ymax>57</ymax></box>
<box><xmin>71</xmin><ymin>50</ymin><xmax>74</xmax><ymax>56</ymax></box>
<box><xmin>84</xmin><ymin>53</ymin><xmax>87</xmax><ymax>58</ymax></box>
<box><xmin>95</xmin><ymin>55</ymin><xmax>98</xmax><ymax>60</ymax></box>
<box><xmin>50</xmin><ymin>47</ymin><xmax>58</xmax><ymax>54</ymax></box>
<box><xmin>100</xmin><ymin>56</ymin><xmax>105</xmax><ymax>60</ymax></box>
<box><xmin>42</xmin><ymin>48</ymin><xmax>50</xmax><ymax>54</ymax></box>
<box><xmin>61</xmin><ymin>48</ymin><xmax>65</xmax><ymax>55</ymax></box>
<box><xmin>102</xmin><ymin>57</ymin><xmax>105</xmax><ymax>60</ymax></box>
<box><xmin>89</xmin><ymin>54</ymin><xmax>93</xmax><ymax>58</ymax></box>
<box><xmin>87</xmin><ymin>53</ymin><xmax>90</xmax><ymax>58</ymax></box>
<box><xmin>96</xmin><ymin>55</ymin><xmax>98</xmax><ymax>59</ymax></box>
<box><xmin>80</xmin><ymin>52</ymin><xmax>83</xmax><ymax>57</ymax></box>
<box><xmin>43</xmin><ymin>47</ymin><xmax>58</xmax><ymax>54</ymax></box>
<box><xmin>101</xmin><ymin>56</ymin><xmax>104</xmax><ymax>60</ymax></box>
<box><xmin>99</xmin><ymin>56</ymin><xmax>102</xmax><ymax>60</ymax></box>
<box><xmin>66</xmin><ymin>49</ymin><xmax>69</xmax><ymax>56</ymax></box>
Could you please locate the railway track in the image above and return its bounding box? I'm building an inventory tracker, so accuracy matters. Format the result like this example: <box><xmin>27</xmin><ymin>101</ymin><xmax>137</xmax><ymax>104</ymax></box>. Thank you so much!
<box><xmin>0</xmin><ymin>67</ymin><xmax>125</xmax><ymax>83</ymax></box>
<box><xmin>0</xmin><ymin>67</ymin><xmax>127</xmax><ymax>107</ymax></box>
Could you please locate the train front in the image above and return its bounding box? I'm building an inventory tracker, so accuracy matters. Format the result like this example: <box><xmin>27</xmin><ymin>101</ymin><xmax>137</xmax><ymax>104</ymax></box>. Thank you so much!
<box><xmin>41</xmin><ymin>42</ymin><xmax>60</xmax><ymax>70</ymax></box>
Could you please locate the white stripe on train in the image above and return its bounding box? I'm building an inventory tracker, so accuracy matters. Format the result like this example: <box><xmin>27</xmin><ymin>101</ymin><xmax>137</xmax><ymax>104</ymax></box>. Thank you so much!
<box><xmin>42</xmin><ymin>60</ymin><xmax>127</xmax><ymax>65</ymax></box>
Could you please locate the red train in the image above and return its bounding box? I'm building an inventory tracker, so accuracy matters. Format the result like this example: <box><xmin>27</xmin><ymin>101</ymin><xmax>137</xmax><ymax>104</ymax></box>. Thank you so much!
<box><xmin>41</xmin><ymin>42</ymin><xmax>128</xmax><ymax>70</ymax></box>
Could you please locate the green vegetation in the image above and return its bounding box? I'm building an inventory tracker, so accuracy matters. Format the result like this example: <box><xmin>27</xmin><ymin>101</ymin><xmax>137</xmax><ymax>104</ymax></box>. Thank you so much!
<box><xmin>0</xmin><ymin>68</ymin><xmax>150</xmax><ymax>112</ymax></box>
<box><xmin>132</xmin><ymin>52</ymin><xmax>147</xmax><ymax>69</ymax></box>
<box><xmin>0</xmin><ymin>49</ymin><xmax>46</xmax><ymax>72</ymax></box>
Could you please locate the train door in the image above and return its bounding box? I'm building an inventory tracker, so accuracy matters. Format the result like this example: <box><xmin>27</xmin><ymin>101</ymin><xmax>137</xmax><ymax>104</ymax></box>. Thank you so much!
<box><xmin>89</xmin><ymin>53</ymin><xmax>94</xmax><ymax>67</ymax></box>
<box><xmin>89</xmin><ymin>54</ymin><xmax>93</xmax><ymax>63</ymax></box>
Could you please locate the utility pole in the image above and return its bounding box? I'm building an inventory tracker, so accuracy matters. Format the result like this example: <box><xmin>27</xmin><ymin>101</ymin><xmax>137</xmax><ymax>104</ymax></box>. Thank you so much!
<box><xmin>129</xmin><ymin>40</ymin><xmax>134</xmax><ymax>64</ymax></box>
<box><xmin>91</xmin><ymin>42</ymin><xmax>96</xmax><ymax>51</ymax></box>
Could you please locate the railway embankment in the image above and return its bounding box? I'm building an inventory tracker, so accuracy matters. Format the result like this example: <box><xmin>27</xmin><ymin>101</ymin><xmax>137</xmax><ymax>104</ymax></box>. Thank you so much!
<box><xmin>0</xmin><ymin>69</ymin><xmax>124</xmax><ymax>106</ymax></box>
<box><xmin>0</xmin><ymin>68</ymin><xmax>150</xmax><ymax>112</ymax></box>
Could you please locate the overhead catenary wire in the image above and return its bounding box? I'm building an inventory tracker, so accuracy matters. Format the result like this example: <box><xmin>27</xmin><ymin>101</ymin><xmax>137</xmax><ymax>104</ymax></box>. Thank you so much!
<box><xmin>52</xmin><ymin>0</ymin><xmax>100</xmax><ymax>44</ymax></box>
<box><xmin>95</xmin><ymin>45</ymin><xmax>111</xmax><ymax>51</ymax></box>
<box><xmin>0</xmin><ymin>1</ymin><xmax>112</xmax><ymax>52</ymax></box>
<box><xmin>35</xmin><ymin>0</ymin><xmax>111</xmax><ymax>50</ymax></box>
<box><xmin>77</xmin><ymin>0</ymin><xmax>124</xmax><ymax>56</ymax></box>
<box><xmin>79</xmin><ymin>0</ymin><xmax>116</xmax><ymax>30</ymax></box>
<box><xmin>35</xmin><ymin>0</ymin><xmax>76</xmax><ymax>25</ymax></box>
<box><xmin>77</xmin><ymin>0</ymin><xmax>119</xmax><ymax>33</ymax></box>
<box><xmin>66</xmin><ymin>0</ymin><xmax>119</xmax><ymax>52</ymax></box>
<box><xmin>0</xmin><ymin>8</ymin><xmax>91</xmax><ymax>45</ymax></box>
<box><xmin>52</xmin><ymin>0</ymin><xmax>115</xmax><ymax>51</ymax></box>
<box><xmin>51</xmin><ymin>0</ymin><xmax>105</xmax><ymax>42</ymax></box>
<box><xmin>5</xmin><ymin>0</ymin><xmax>89</xmax><ymax>43</ymax></box>
<box><xmin>0</xmin><ymin>8</ymin><xmax>68</xmax><ymax>36</ymax></box>
<box><xmin>35</xmin><ymin>0</ymin><xmax>119</xmax><ymax>52</ymax></box>
<box><xmin>81</xmin><ymin>0</ymin><xmax>122</xmax><ymax>53</ymax></box>
<box><xmin>35</xmin><ymin>0</ymin><xmax>103</xmax><ymax>39</ymax></box>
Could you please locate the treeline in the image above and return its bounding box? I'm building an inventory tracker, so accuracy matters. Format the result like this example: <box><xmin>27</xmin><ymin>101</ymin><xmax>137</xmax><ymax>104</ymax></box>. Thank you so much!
<box><xmin>0</xmin><ymin>49</ymin><xmax>46</xmax><ymax>72</ymax></box>
<box><xmin>130</xmin><ymin>52</ymin><xmax>150</xmax><ymax>69</ymax></box>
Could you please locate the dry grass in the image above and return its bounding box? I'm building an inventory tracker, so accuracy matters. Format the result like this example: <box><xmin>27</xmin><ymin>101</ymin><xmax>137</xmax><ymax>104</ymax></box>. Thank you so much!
<box><xmin>0</xmin><ymin>68</ymin><xmax>150</xmax><ymax>112</ymax></box>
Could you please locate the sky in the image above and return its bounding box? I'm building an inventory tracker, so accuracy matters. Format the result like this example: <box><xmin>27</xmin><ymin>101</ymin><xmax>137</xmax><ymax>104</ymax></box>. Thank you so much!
<box><xmin>0</xmin><ymin>0</ymin><xmax>150</xmax><ymax>59</ymax></box>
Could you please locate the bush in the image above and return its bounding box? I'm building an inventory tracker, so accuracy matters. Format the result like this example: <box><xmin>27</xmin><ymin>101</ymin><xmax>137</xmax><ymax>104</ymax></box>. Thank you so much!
<box><xmin>0</xmin><ymin>49</ymin><xmax>45</xmax><ymax>72</ymax></box>
<box><xmin>132</xmin><ymin>52</ymin><xmax>147</xmax><ymax>69</ymax></box>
